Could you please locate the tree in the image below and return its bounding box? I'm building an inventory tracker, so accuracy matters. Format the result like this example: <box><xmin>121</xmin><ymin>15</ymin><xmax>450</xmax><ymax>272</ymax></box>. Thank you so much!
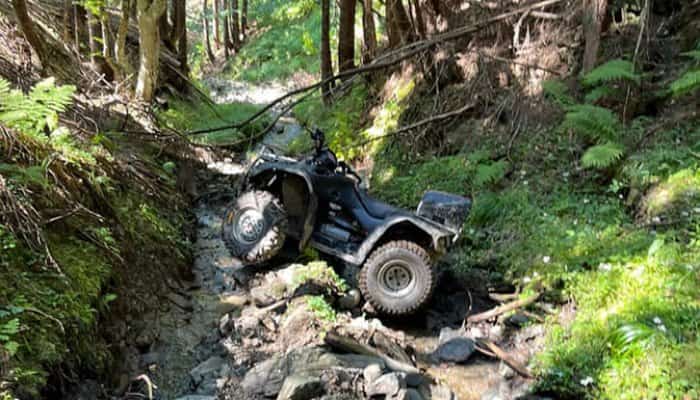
<box><xmin>203</xmin><ymin>0</ymin><xmax>215</xmax><ymax>62</ymax></box>
<box><xmin>62</xmin><ymin>0</ymin><xmax>73</xmax><ymax>43</ymax></box>
<box><xmin>115</xmin><ymin>0</ymin><xmax>133</xmax><ymax>79</ymax></box>
<box><xmin>241</xmin><ymin>0</ymin><xmax>247</xmax><ymax>38</ymax></box>
<box><xmin>172</xmin><ymin>0</ymin><xmax>188</xmax><ymax>75</ymax></box>
<box><xmin>222</xmin><ymin>0</ymin><xmax>230</xmax><ymax>58</ymax></box>
<box><xmin>135</xmin><ymin>0</ymin><xmax>167</xmax><ymax>101</ymax></box>
<box><xmin>583</xmin><ymin>0</ymin><xmax>608</xmax><ymax>73</ymax></box>
<box><xmin>87</xmin><ymin>9</ymin><xmax>102</xmax><ymax>66</ymax></box>
<box><xmin>338</xmin><ymin>0</ymin><xmax>355</xmax><ymax>74</ymax></box>
<box><xmin>213</xmin><ymin>0</ymin><xmax>221</xmax><ymax>48</ymax></box>
<box><xmin>320</xmin><ymin>0</ymin><xmax>333</xmax><ymax>104</ymax></box>
<box><xmin>387</xmin><ymin>0</ymin><xmax>415</xmax><ymax>47</ymax></box>
<box><xmin>410</xmin><ymin>0</ymin><xmax>426</xmax><ymax>39</ymax></box>
<box><xmin>361</xmin><ymin>0</ymin><xmax>377</xmax><ymax>64</ymax></box>
<box><xmin>230</xmin><ymin>0</ymin><xmax>240</xmax><ymax>50</ymax></box>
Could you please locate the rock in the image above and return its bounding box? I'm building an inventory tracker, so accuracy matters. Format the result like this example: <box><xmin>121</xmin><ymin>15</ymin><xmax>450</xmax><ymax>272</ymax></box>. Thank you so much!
<box><xmin>480</xmin><ymin>387</ymin><xmax>506</xmax><ymax>400</ymax></box>
<box><xmin>189</xmin><ymin>356</ymin><xmax>228</xmax><ymax>387</ymax></box>
<box><xmin>276</xmin><ymin>374</ymin><xmax>324</xmax><ymax>400</ymax></box>
<box><xmin>366</xmin><ymin>372</ymin><xmax>406</xmax><ymax>397</ymax></box>
<box><xmin>217</xmin><ymin>293</ymin><xmax>248</xmax><ymax>314</ymax></box>
<box><xmin>236</xmin><ymin>311</ymin><xmax>262</xmax><ymax>337</ymax></box>
<box><xmin>394</xmin><ymin>388</ymin><xmax>425</xmax><ymax>400</ymax></box>
<box><xmin>363</xmin><ymin>363</ymin><xmax>384</xmax><ymax>384</ymax></box>
<box><xmin>251</xmin><ymin>282</ymin><xmax>286</xmax><ymax>307</ymax></box>
<box><xmin>219</xmin><ymin>313</ymin><xmax>233</xmax><ymax>336</ymax></box>
<box><xmin>438</xmin><ymin>326</ymin><xmax>463</xmax><ymax>345</ymax></box>
<box><xmin>419</xmin><ymin>384</ymin><xmax>456</xmax><ymax>400</ymax></box>
<box><xmin>498</xmin><ymin>360</ymin><xmax>515</xmax><ymax>379</ymax></box>
<box><xmin>338</xmin><ymin>289</ymin><xmax>362</xmax><ymax>310</ymax></box>
<box><xmin>139</xmin><ymin>352</ymin><xmax>160</xmax><ymax>367</ymax></box>
<box><xmin>174</xmin><ymin>396</ymin><xmax>217</xmax><ymax>400</ymax></box>
<box><xmin>507</xmin><ymin>313</ymin><xmax>529</xmax><ymax>327</ymax></box>
<box><xmin>404</xmin><ymin>372</ymin><xmax>425</xmax><ymax>388</ymax></box>
<box><xmin>434</xmin><ymin>337</ymin><xmax>475</xmax><ymax>363</ymax></box>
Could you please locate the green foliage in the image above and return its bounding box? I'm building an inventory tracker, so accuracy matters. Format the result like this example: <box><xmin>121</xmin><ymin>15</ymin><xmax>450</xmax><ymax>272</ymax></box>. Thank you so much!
<box><xmin>542</xmin><ymin>80</ymin><xmax>575</xmax><ymax>107</ymax></box>
<box><xmin>582</xmin><ymin>59</ymin><xmax>641</xmax><ymax>87</ymax></box>
<box><xmin>306</xmin><ymin>296</ymin><xmax>337</xmax><ymax>323</ymax></box>
<box><xmin>292</xmin><ymin>261</ymin><xmax>348</xmax><ymax>293</ymax></box>
<box><xmin>609</xmin><ymin>322</ymin><xmax>662</xmax><ymax>355</ymax></box>
<box><xmin>474</xmin><ymin>160</ymin><xmax>508</xmax><ymax>187</ymax></box>
<box><xmin>581</xmin><ymin>142</ymin><xmax>625</xmax><ymax>169</ymax></box>
<box><xmin>561</xmin><ymin>104</ymin><xmax>621</xmax><ymax>142</ymax></box>
<box><xmin>669</xmin><ymin>69</ymin><xmax>700</xmax><ymax>97</ymax></box>
<box><xmin>0</xmin><ymin>78</ymin><xmax>75</xmax><ymax>139</ymax></box>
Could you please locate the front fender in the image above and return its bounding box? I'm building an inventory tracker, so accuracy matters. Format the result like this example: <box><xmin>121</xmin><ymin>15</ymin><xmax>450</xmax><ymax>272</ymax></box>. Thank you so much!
<box><xmin>242</xmin><ymin>160</ymin><xmax>318</xmax><ymax>249</ymax></box>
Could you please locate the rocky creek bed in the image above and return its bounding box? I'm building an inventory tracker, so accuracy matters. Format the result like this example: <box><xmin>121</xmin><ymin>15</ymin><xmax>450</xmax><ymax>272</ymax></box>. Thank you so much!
<box><xmin>110</xmin><ymin>80</ymin><xmax>555</xmax><ymax>400</ymax></box>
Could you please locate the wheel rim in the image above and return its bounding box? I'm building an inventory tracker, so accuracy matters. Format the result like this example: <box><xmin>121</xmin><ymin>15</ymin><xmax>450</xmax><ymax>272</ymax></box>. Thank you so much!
<box><xmin>233</xmin><ymin>209</ymin><xmax>266</xmax><ymax>244</ymax></box>
<box><xmin>378</xmin><ymin>260</ymin><xmax>415</xmax><ymax>297</ymax></box>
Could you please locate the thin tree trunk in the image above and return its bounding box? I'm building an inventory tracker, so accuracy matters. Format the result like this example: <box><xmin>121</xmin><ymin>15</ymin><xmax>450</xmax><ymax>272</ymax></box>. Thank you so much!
<box><xmin>115</xmin><ymin>0</ymin><xmax>133</xmax><ymax>78</ymax></box>
<box><xmin>135</xmin><ymin>0</ymin><xmax>167</xmax><ymax>102</ymax></box>
<box><xmin>172</xmin><ymin>0</ymin><xmax>188</xmax><ymax>75</ymax></box>
<box><xmin>11</xmin><ymin>0</ymin><xmax>46</xmax><ymax>64</ymax></box>
<box><xmin>87</xmin><ymin>10</ymin><xmax>102</xmax><ymax>65</ymax></box>
<box><xmin>361</xmin><ymin>0</ymin><xmax>377</xmax><ymax>64</ymax></box>
<box><xmin>203</xmin><ymin>0</ymin><xmax>215</xmax><ymax>62</ymax></box>
<box><xmin>338</xmin><ymin>0</ymin><xmax>355</xmax><ymax>74</ymax></box>
<box><xmin>387</xmin><ymin>0</ymin><xmax>415</xmax><ymax>47</ymax></box>
<box><xmin>241</xmin><ymin>0</ymin><xmax>247</xmax><ymax>38</ymax></box>
<box><xmin>222</xmin><ymin>0</ymin><xmax>230</xmax><ymax>58</ymax></box>
<box><xmin>213</xmin><ymin>0</ymin><xmax>220</xmax><ymax>48</ymax></box>
<box><xmin>101</xmin><ymin>11</ymin><xmax>113</xmax><ymax>59</ymax></box>
<box><xmin>320</xmin><ymin>0</ymin><xmax>332</xmax><ymax>104</ymax></box>
<box><xmin>411</xmin><ymin>0</ymin><xmax>427</xmax><ymax>38</ymax></box>
<box><xmin>230</xmin><ymin>0</ymin><xmax>240</xmax><ymax>49</ymax></box>
<box><xmin>582</xmin><ymin>0</ymin><xmax>607</xmax><ymax>73</ymax></box>
<box><xmin>62</xmin><ymin>0</ymin><xmax>72</xmax><ymax>43</ymax></box>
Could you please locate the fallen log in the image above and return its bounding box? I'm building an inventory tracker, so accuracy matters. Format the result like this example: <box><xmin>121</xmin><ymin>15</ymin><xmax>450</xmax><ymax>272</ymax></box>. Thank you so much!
<box><xmin>325</xmin><ymin>331</ymin><xmax>420</xmax><ymax>374</ymax></box>
<box><xmin>467</xmin><ymin>292</ymin><xmax>540</xmax><ymax>324</ymax></box>
<box><xmin>475</xmin><ymin>339</ymin><xmax>533</xmax><ymax>379</ymax></box>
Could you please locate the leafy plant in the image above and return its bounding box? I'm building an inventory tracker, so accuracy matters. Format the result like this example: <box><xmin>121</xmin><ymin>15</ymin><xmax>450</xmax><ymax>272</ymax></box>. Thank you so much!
<box><xmin>669</xmin><ymin>47</ymin><xmax>700</xmax><ymax>97</ymax></box>
<box><xmin>561</xmin><ymin>104</ymin><xmax>621</xmax><ymax>142</ymax></box>
<box><xmin>581</xmin><ymin>142</ymin><xmax>625</xmax><ymax>169</ymax></box>
<box><xmin>542</xmin><ymin>80</ymin><xmax>575</xmax><ymax>107</ymax></box>
<box><xmin>609</xmin><ymin>322</ymin><xmax>662</xmax><ymax>355</ymax></box>
<box><xmin>582</xmin><ymin>59</ymin><xmax>641</xmax><ymax>87</ymax></box>
<box><xmin>307</xmin><ymin>296</ymin><xmax>337</xmax><ymax>323</ymax></box>
<box><xmin>474</xmin><ymin>160</ymin><xmax>508</xmax><ymax>187</ymax></box>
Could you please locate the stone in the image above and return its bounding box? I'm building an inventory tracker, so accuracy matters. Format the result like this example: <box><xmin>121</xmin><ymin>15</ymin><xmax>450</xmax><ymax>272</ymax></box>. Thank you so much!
<box><xmin>438</xmin><ymin>326</ymin><xmax>464</xmax><ymax>345</ymax></box>
<box><xmin>363</xmin><ymin>363</ymin><xmax>384</xmax><ymax>384</ymax></box>
<box><xmin>393</xmin><ymin>388</ymin><xmax>425</xmax><ymax>400</ymax></box>
<box><xmin>174</xmin><ymin>396</ymin><xmax>217</xmax><ymax>400</ymax></box>
<box><xmin>498</xmin><ymin>360</ymin><xmax>515</xmax><ymax>379</ymax></box>
<box><xmin>139</xmin><ymin>352</ymin><xmax>160</xmax><ymax>367</ymax></box>
<box><xmin>219</xmin><ymin>313</ymin><xmax>233</xmax><ymax>336</ymax></box>
<box><xmin>217</xmin><ymin>293</ymin><xmax>248</xmax><ymax>314</ymax></box>
<box><xmin>404</xmin><ymin>372</ymin><xmax>425</xmax><ymax>388</ymax></box>
<box><xmin>507</xmin><ymin>313</ymin><xmax>529</xmax><ymax>327</ymax></box>
<box><xmin>366</xmin><ymin>372</ymin><xmax>406</xmax><ymax>397</ymax></box>
<box><xmin>434</xmin><ymin>337</ymin><xmax>475</xmax><ymax>363</ymax></box>
<box><xmin>189</xmin><ymin>356</ymin><xmax>228</xmax><ymax>386</ymax></box>
<box><xmin>338</xmin><ymin>289</ymin><xmax>362</xmax><ymax>310</ymax></box>
<box><xmin>419</xmin><ymin>384</ymin><xmax>456</xmax><ymax>400</ymax></box>
<box><xmin>251</xmin><ymin>283</ymin><xmax>286</xmax><ymax>307</ymax></box>
<box><xmin>276</xmin><ymin>374</ymin><xmax>325</xmax><ymax>400</ymax></box>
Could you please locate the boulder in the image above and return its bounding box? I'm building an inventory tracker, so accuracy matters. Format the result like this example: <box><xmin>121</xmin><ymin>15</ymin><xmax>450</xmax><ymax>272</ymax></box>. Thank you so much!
<box><xmin>434</xmin><ymin>337</ymin><xmax>475</xmax><ymax>363</ymax></box>
<box><xmin>174</xmin><ymin>396</ymin><xmax>217</xmax><ymax>400</ymax></box>
<box><xmin>217</xmin><ymin>293</ymin><xmax>248</xmax><ymax>314</ymax></box>
<box><xmin>394</xmin><ymin>388</ymin><xmax>425</xmax><ymax>400</ymax></box>
<box><xmin>277</xmin><ymin>374</ymin><xmax>325</xmax><ymax>400</ymax></box>
<box><xmin>362</xmin><ymin>363</ymin><xmax>384</xmax><ymax>385</ymax></box>
<box><xmin>189</xmin><ymin>356</ymin><xmax>229</xmax><ymax>390</ymax></box>
<box><xmin>366</xmin><ymin>372</ymin><xmax>406</xmax><ymax>397</ymax></box>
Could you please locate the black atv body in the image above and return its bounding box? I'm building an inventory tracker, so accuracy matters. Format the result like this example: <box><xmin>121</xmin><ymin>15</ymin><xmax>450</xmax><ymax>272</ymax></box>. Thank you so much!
<box><xmin>223</xmin><ymin>130</ymin><xmax>471</xmax><ymax>315</ymax></box>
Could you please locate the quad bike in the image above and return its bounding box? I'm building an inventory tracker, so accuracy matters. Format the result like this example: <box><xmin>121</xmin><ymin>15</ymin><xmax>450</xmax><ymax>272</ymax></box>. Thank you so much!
<box><xmin>222</xmin><ymin>129</ymin><xmax>471</xmax><ymax>315</ymax></box>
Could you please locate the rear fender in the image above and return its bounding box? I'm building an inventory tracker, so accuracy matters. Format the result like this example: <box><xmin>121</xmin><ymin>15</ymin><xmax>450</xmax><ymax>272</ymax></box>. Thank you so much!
<box><xmin>355</xmin><ymin>216</ymin><xmax>452</xmax><ymax>265</ymax></box>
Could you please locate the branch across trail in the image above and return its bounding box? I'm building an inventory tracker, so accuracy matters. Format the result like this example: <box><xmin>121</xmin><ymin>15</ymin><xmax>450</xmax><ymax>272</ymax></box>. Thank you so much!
<box><xmin>467</xmin><ymin>292</ymin><xmax>541</xmax><ymax>323</ymax></box>
<box><xmin>185</xmin><ymin>0</ymin><xmax>565</xmax><ymax>137</ymax></box>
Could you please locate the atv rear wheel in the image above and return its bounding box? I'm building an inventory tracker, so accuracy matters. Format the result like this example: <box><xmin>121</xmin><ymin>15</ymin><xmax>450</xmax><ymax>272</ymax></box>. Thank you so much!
<box><xmin>359</xmin><ymin>241</ymin><xmax>435</xmax><ymax>315</ymax></box>
<box><xmin>222</xmin><ymin>190</ymin><xmax>287</xmax><ymax>265</ymax></box>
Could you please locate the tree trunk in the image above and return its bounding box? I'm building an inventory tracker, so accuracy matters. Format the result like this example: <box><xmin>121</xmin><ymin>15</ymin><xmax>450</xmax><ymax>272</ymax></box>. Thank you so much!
<box><xmin>583</xmin><ymin>0</ymin><xmax>608</xmax><ymax>73</ymax></box>
<box><xmin>230</xmin><ymin>0</ymin><xmax>240</xmax><ymax>50</ymax></box>
<box><xmin>320</xmin><ymin>0</ymin><xmax>332</xmax><ymax>104</ymax></box>
<box><xmin>411</xmin><ymin>0</ymin><xmax>427</xmax><ymax>38</ymax></box>
<box><xmin>11</xmin><ymin>0</ymin><xmax>46</xmax><ymax>64</ymax></box>
<box><xmin>101</xmin><ymin>11</ymin><xmax>113</xmax><ymax>59</ymax></box>
<box><xmin>74</xmin><ymin>4</ymin><xmax>85</xmax><ymax>52</ymax></box>
<box><xmin>62</xmin><ymin>0</ymin><xmax>72</xmax><ymax>43</ymax></box>
<box><xmin>241</xmin><ymin>0</ymin><xmax>247</xmax><ymax>38</ymax></box>
<box><xmin>115</xmin><ymin>0</ymin><xmax>133</xmax><ymax>78</ymax></box>
<box><xmin>135</xmin><ymin>0</ymin><xmax>167</xmax><ymax>102</ymax></box>
<box><xmin>87</xmin><ymin>10</ymin><xmax>102</xmax><ymax>65</ymax></box>
<box><xmin>361</xmin><ymin>0</ymin><xmax>377</xmax><ymax>64</ymax></box>
<box><xmin>172</xmin><ymin>0</ymin><xmax>188</xmax><ymax>75</ymax></box>
<box><xmin>222</xmin><ymin>0</ymin><xmax>230</xmax><ymax>58</ymax></box>
<box><xmin>213</xmin><ymin>0</ymin><xmax>220</xmax><ymax>48</ymax></box>
<box><xmin>203</xmin><ymin>0</ymin><xmax>215</xmax><ymax>62</ymax></box>
<box><xmin>338</xmin><ymin>0</ymin><xmax>355</xmax><ymax>74</ymax></box>
<box><xmin>387</xmin><ymin>0</ymin><xmax>415</xmax><ymax>47</ymax></box>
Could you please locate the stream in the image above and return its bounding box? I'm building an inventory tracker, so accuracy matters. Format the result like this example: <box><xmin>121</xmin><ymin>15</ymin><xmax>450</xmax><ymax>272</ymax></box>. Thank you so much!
<box><xmin>116</xmin><ymin>78</ymin><xmax>547</xmax><ymax>400</ymax></box>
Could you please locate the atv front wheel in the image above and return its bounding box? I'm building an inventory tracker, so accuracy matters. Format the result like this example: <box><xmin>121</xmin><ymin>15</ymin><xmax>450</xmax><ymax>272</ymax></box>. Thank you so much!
<box><xmin>222</xmin><ymin>190</ymin><xmax>287</xmax><ymax>265</ymax></box>
<box><xmin>359</xmin><ymin>241</ymin><xmax>436</xmax><ymax>315</ymax></box>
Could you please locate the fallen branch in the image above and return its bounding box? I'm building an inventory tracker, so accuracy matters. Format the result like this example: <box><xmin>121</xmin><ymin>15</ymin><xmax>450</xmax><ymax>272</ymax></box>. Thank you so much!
<box><xmin>475</xmin><ymin>339</ymin><xmax>533</xmax><ymax>379</ymax></box>
<box><xmin>467</xmin><ymin>292</ymin><xmax>540</xmax><ymax>323</ymax></box>
<box><xmin>325</xmin><ymin>331</ymin><xmax>420</xmax><ymax>374</ymax></box>
<box><xmin>488</xmin><ymin>291</ymin><xmax>520</xmax><ymax>302</ymax></box>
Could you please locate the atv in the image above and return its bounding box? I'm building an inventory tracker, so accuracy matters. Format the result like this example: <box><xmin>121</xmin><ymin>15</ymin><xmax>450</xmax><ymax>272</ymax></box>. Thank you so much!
<box><xmin>222</xmin><ymin>129</ymin><xmax>471</xmax><ymax>315</ymax></box>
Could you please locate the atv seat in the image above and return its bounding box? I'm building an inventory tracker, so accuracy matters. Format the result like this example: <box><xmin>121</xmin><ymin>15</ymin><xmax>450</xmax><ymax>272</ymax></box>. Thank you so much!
<box><xmin>358</xmin><ymin>189</ymin><xmax>403</xmax><ymax>219</ymax></box>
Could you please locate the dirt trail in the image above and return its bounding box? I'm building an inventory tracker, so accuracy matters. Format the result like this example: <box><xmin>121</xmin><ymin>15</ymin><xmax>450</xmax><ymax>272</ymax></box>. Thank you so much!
<box><xmin>116</xmin><ymin>79</ymin><xmax>547</xmax><ymax>400</ymax></box>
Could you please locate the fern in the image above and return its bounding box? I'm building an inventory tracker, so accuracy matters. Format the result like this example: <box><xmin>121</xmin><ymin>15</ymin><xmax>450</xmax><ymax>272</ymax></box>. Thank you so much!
<box><xmin>669</xmin><ymin>69</ymin><xmax>700</xmax><ymax>97</ymax></box>
<box><xmin>584</xmin><ymin>85</ymin><xmax>620</xmax><ymax>104</ymax></box>
<box><xmin>583</xmin><ymin>59</ymin><xmax>641</xmax><ymax>87</ymax></box>
<box><xmin>609</xmin><ymin>322</ymin><xmax>659</xmax><ymax>355</ymax></box>
<box><xmin>581</xmin><ymin>142</ymin><xmax>624</xmax><ymax>169</ymax></box>
<box><xmin>475</xmin><ymin>160</ymin><xmax>508</xmax><ymax>187</ymax></box>
<box><xmin>680</xmin><ymin>50</ymin><xmax>700</xmax><ymax>62</ymax></box>
<box><xmin>561</xmin><ymin>104</ymin><xmax>621</xmax><ymax>141</ymax></box>
<box><xmin>543</xmin><ymin>80</ymin><xmax>575</xmax><ymax>107</ymax></box>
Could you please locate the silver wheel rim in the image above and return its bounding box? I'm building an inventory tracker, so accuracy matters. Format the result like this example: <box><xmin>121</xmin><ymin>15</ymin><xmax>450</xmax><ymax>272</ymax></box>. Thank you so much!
<box><xmin>378</xmin><ymin>260</ymin><xmax>415</xmax><ymax>297</ymax></box>
<box><xmin>233</xmin><ymin>209</ymin><xmax>266</xmax><ymax>244</ymax></box>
